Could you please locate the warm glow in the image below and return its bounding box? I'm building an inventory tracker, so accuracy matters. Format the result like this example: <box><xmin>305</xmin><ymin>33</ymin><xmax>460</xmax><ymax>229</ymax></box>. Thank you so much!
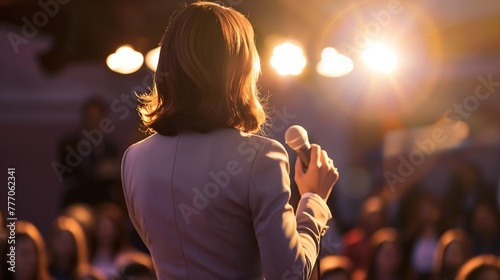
<box><xmin>106</xmin><ymin>45</ymin><xmax>144</xmax><ymax>74</ymax></box>
<box><xmin>145</xmin><ymin>46</ymin><xmax>161</xmax><ymax>71</ymax></box>
<box><xmin>316</xmin><ymin>47</ymin><xmax>354</xmax><ymax>77</ymax></box>
<box><xmin>270</xmin><ymin>42</ymin><xmax>306</xmax><ymax>76</ymax></box>
<box><xmin>361</xmin><ymin>43</ymin><xmax>397</xmax><ymax>73</ymax></box>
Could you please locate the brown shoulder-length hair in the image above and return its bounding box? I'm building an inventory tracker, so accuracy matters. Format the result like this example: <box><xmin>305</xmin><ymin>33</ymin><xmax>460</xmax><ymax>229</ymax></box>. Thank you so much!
<box><xmin>366</xmin><ymin>227</ymin><xmax>404</xmax><ymax>280</ymax></box>
<box><xmin>0</xmin><ymin>221</ymin><xmax>53</xmax><ymax>280</ymax></box>
<box><xmin>433</xmin><ymin>228</ymin><xmax>472</xmax><ymax>278</ymax></box>
<box><xmin>49</xmin><ymin>216</ymin><xmax>89</xmax><ymax>278</ymax></box>
<box><xmin>138</xmin><ymin>1</ymin><xmax>266</xmax><ymax>136</ymax></box>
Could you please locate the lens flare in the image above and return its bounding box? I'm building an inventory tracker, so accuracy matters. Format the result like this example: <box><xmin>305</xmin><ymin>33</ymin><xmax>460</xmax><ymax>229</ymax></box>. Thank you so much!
<box><xmin>270</xmin><ymin>42</ymin><xmax>307</xmax><ymax>76</ymax></box>
<box><xmin>316</xmin><ymin>47</ymin><xmax>354</xmax><ymax>77</ymax></box>
<box><xmin>361</xmin><ymin>43</ymin><xmax>397</xmax><ymax>73</ymax></box>
<box><xmin>145</xmin><ymin>46</ymin><xmax>161</xmax><ymax>72</ymax></box>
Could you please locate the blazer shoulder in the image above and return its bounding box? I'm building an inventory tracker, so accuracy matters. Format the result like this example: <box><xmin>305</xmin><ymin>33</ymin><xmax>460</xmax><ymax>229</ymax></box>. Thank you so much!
<box><xmin>237</xmin><ymin>131</ymin><xmax>288</xmax><ymax>154</ymax></box>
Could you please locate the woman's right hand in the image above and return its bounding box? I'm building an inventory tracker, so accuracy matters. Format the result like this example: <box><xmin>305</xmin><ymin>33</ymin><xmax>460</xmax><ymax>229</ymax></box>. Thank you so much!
<box><xmin>294</xmin><ymin>144</ymin><xmax>339</xmax><ymax>201</ymax></box>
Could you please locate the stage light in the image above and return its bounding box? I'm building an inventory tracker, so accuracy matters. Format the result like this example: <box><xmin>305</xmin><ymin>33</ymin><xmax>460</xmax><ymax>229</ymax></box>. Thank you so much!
<box><xmin>361</xmin><ymin>43</ymin><xmax>397</xmax><ymax>73</ymax></box>
<box><xmin>106</xmin><ymin>45</ymin><xmax>144</xmax><ymax>74</ymax></box>
<box><xmin>270</xmin><ymin>42</ymin><xmax>306</xmax><ymax>76</ymax></box>
<box><xmin>316</xmin><ymin>47</ymin><xmax>354</xmax><ymax>78</ymax></box>
<box><xmin>145</xmin><ymin>46</ymin><xmax>161</xmax><ymax>72</ymax></box>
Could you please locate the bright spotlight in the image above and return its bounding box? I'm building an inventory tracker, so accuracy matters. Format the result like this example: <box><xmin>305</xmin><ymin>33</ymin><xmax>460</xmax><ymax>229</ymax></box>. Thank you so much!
<box><xmin>106</xmin><ymin>45</ymin><xmax>144</xmax><ymax>74</ymax></box>
<box><xmin>316</xmin><ymin>47</ymin><xmax>353</xmax><ymax>78</ymax></box>
<box><xmin>145</xmin><ymin>46</ymin><xmax>161</xmax><ymax>71</ymax></box>
<box><xmin>270</xmin><ymin>42</ymin><xmax>306</xmax><ymax>76</ymax></box>
<box><xmin>361</xmin><ymin>43</ymin><xmax>397</xmax><ymax>73</ymax></box>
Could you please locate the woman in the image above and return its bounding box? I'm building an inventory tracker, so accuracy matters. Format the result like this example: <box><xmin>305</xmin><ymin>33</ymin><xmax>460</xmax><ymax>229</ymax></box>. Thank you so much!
<box><xmin>456</xmin><ymin>254</ymin><xmax>500</xmax><ymax>280</ymax></box>
<box><xmin>0</xmin><ymin>221</ymin><xmax>52</xmax><ymax>280</ymax></box>
<box><xmin>90</xmin><ymin>203</ymin><xmax>131</xmax><ymax>278</ymax></box>
<box><xmin>319</xmin><ymin>255</ymin><xmax>354</xmax><ymax>280</ymax></box>
<box><xmin>432</xmin><ymin>228</ymin><xmax>472</xmax><ymax>280</ymax></box>
<box><xmin>342</xmin><ymin>196</ymin><xmax>386</xmax><ymax>272</ymax></box>
<box><xmin>365</xmin><ymin>228</ymin><xmax>406</xmax><ymax>280</ymax></box>
<box><xmin>48</xmin><ymin>216</ymin><xmax>89</xmax><ymax>280</ymax></box>
<box><xmin>121</xmin><ymin>1</ymin><xmax>339</xmax><ymax>279</ymax></box>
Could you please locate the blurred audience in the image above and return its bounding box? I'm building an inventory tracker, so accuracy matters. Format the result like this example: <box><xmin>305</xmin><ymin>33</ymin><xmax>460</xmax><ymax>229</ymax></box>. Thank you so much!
<box><xmin>113</xmin><ymin>251</ymin><xmax>156</xmax><ymax>280</ymax></box>
<box><xmin>320</xmin><ymin>255</ymin><xmax>353</xmax><ymax>280</ymax></box>
<box><xmin>1</xmin><ymin>221</ymin><xmax>53</xmax><ymax>280</ymax></box>
<box><xmin>90</xmin><ymin>203</ymin><xmax>132</xmax><ymax>278</ymax></box>
<box><xmin>62</xmin><ymin>204</ymin><xmax>97</xmax><ymax>257</ymax></box>
<box><xmin>75</xmin><ymin>265</ymin><xmax>106</xmax><ymax>280</ymax></box>
<box><xmin>365</xmin><ymin>228</ymin><xmax>406</xmax><ymax>280</ymax></box>
<box><xmin>456</xmin><ymin>255</ymin><xmax>500</xmax><ymax>280</ymax></box>
<box><xmin>432</xmin><ymin>228</ymin><xmax>472</xmax><ymax>280</ymax></box>
<box><xmin>402</xmin><ymin>192</ymin><xmax>444</xmax><ymax>280</ymax></box>
<box><xmin>468</xmin><ymin>200</ymin><xmax>500</xmax><ymax>255</ymax></box>
<box><xmin>442</xmin><ymin>160</ymin><xmax>492</xmax><ymax>229</ymax></box>
<box><xmin>342</xmin><ymin>196</ymin><xmax>386</xmax><ymax>272</ymax></box>
<box><xmin>48</xmin><ymin>216</ymin><xmax>89</xmax><ymax>280</ymax></box>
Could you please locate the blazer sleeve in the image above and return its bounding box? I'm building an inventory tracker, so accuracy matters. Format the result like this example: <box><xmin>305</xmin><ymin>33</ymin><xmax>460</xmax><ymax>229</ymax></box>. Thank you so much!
<box><xmin>121</xmin><ymin>146</ymin><xmax>151</xmax><ymax>249</ymax></box>
<box><xmin>249</xmin><ymin>140</ymin><xmax>332</xmax><ymax>280</ymax></box>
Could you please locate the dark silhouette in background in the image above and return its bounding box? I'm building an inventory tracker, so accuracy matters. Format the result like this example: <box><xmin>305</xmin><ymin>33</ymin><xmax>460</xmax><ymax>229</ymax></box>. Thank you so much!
<box><xmin>57</xmin><ymin>96</ymin><xmax>122</xmax><ymax>209</ymax></box>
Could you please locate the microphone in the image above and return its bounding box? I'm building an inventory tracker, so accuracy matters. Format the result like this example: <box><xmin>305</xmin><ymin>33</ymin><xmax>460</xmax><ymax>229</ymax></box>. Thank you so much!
<box><xmin>285</xmin><ymin>125</ymin><xmax>311</xmax><ymax>171</ymax></box>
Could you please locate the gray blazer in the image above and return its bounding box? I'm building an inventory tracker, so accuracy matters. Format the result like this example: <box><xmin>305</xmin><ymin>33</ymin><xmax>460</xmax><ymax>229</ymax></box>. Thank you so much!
<box><xmin>121</xmin><ymin>128</ymin><xmax>332</xmax><ymax>280</ymax></box>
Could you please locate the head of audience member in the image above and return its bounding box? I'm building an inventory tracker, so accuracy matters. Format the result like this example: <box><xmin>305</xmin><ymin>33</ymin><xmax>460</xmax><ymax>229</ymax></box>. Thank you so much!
<box><xmin>49</xmin><ymin>216</ymin><xmax>88</xmax><ymax>279</ymax></box>
<box><xmin>366</xmin><ymin>228</ymin><xmax>403</xmax><ymax>280</ymax></box>
<box><xmin>406</xmin><ymin>192</ymin><xmax>443</xmax><ymax>238</ymax></box>
<box><xmin>1</xmin><ymin>221</ymin><xmax>52</xmax><ymax>280</ymax></box>
<box><xmin>81</xmin><ymin>96</ymin><xmax>107</xmax><ymax>130</ymax></box>
<box><xmin>433</xmin><ymin>228</ymin><xmax>472</xmax><ymax>280</ymax></box>
<box><xmin>91</xmin><ymin>203</ymin><xmax>128</xmax><ymax>259</ymax></box>
<box><xmin>75</xmin><ymin>264</ymin><xmax>106</xmax><ymax>280</ymax></box>
<box><xmin>63</xmin><ymin>204</ymin><xmax>96</xmax><ymax>248</ymax></box>
<box><xmin>449</xmin><ymin>159</ymin><xmax>485</xmax><ymax>192</ymax></box>
<box><xmin>113</xmin><ymin>252</ymin><xmax>156</xmax><ymax>280</ymax></box>
<box><xmin>358</xmin><ymin>196</ymin><xmax>385</xmax><ymax>237</ymax></box>
<box><xmin>456</xmin><ymin>255</ymin><xmax>500</xmax><ymax>280</ymax></box>
<box><xmin>320</xmin><ymin>255</ymin><xmax>353</xmax><ymax>280</ymax></box>
<box><xmin>470</xmin><ymin>200</ymin><xmax>499</xmax><ymax>240</ymax></box>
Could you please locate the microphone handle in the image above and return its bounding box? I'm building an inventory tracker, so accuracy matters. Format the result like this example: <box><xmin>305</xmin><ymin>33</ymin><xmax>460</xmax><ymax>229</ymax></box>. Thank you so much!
<box><xmin>295</xmin><ymin>146</ymin><xmax>310</xmax><ymax>172</ymax></box>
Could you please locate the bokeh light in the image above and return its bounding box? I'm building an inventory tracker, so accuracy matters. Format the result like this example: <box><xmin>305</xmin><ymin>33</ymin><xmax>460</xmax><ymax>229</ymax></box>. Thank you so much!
<box><xmin>106</xmin><ymin>45</ymin><xmax>144</xmax><ymax>74</ymax></box>
<box><xmin>361</xmin><ymin>43</ymin><xmax>397</xmax><ymax>73</ymax></box>
<box><xmin>316</xmin><ymin>47</ymin><xmax>354</xmax><ymax>77</ymax></box>
<box><xmin>270</xmin><ymin>42</ymin><xmax>307</xmax><ymax>76</ymax></box>
<box><xmin>145</xmin><ymin>46</ymin><xmax>161</xmax><ymax>72</ymax></box>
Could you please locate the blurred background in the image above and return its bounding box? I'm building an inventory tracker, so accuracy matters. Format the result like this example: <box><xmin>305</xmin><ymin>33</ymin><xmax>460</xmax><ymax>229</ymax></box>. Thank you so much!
<box><xmin>1</xmin><ymin>0</ymin><xmax>500</xmax><ymax>279</ymax></box>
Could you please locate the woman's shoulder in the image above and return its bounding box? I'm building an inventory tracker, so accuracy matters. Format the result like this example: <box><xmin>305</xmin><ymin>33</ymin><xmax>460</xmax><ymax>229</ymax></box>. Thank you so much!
<box><xmin>233</xmin><ymin>129</ymin><xmax>287</xmax><ymax>152</ymax></box>
<box><xmin>123</xmin><ymin>129</ymin><xmax>287</xmax><ymax>159</ymax></box>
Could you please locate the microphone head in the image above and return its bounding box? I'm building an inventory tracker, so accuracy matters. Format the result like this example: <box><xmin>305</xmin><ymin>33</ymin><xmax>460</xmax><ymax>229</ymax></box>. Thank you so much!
<box><xmin>285</xmin><ymin>125</ymin><xmax>311</xmax><ymax>151</ymax></box>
